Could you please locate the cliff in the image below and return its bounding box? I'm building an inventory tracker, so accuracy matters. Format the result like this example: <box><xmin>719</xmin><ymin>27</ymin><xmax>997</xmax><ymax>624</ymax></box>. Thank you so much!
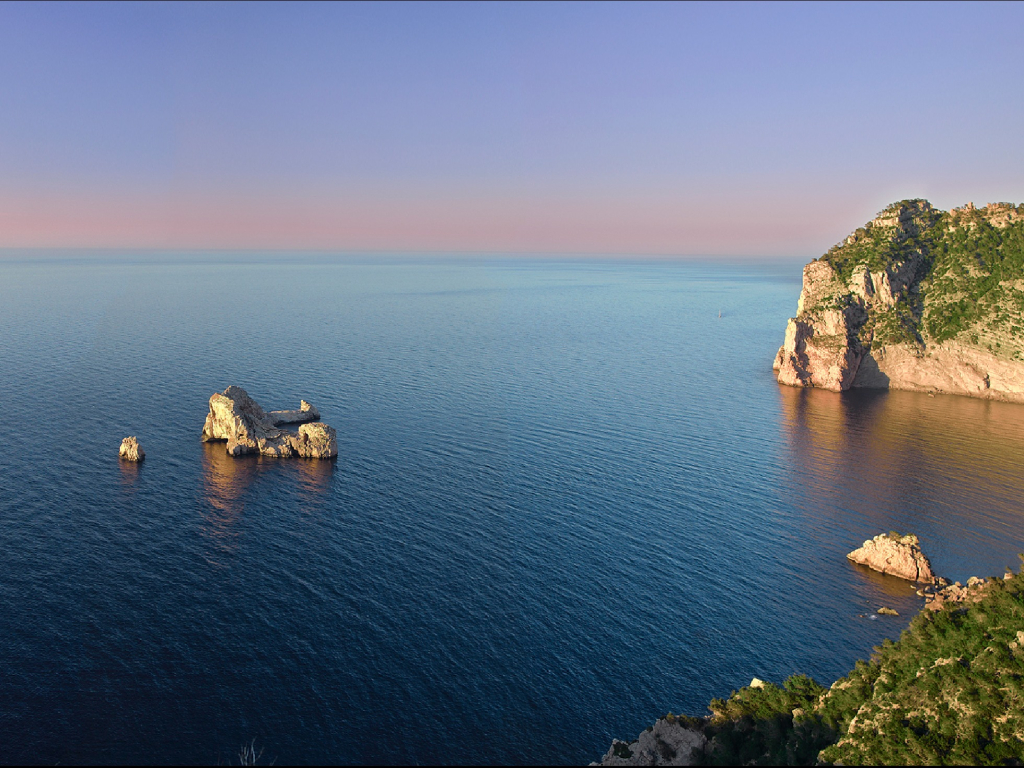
<box><xmin>774</xmin><ymin>200</ymin><xmax>1024</xmax><ymax>401</ymax></box>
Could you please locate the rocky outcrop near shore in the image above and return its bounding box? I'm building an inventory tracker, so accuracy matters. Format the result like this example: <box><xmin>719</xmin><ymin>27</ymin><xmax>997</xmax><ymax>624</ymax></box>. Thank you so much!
<box><xmin>118</xmin><ymin>436</ymin><xmax>145</xmax><ymax>462</ymax></box>
<box><xmin>846</xmin><ymin>532</ymin><xmax>934</xmax><ymax>582</ymax></box>
<box><xmin>200</xmin><ymin>386</ymin><xmax>337</xmax><ymax>459</ymax></box>
<box><xmin>920</xmin><ymin>574</ymin><xmax>999</xmax><ymax>612</ymax></box>
<box><xmin>775</xmin><ymin>200</ymin><xmax>1024</xmax><ymax>401</ymax></box>
<box><xmin>846</xmin><ymin>531</ymin><xmax>1005</xmax><ymax>611</ymax></box>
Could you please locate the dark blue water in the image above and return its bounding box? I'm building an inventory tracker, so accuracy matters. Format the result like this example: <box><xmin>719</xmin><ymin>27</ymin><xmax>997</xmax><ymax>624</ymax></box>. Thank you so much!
<box><xmin>2</xmin><ymin>254</ymin><xmax>1023</xmax><ymax>765</ymax></box>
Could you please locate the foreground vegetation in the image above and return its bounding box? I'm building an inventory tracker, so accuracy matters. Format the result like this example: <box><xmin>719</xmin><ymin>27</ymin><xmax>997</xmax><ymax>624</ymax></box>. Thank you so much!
<box><xmin>678</xmin><ymin>567</ymin><xmax>1024</xmax><ymax>765</ymax></box>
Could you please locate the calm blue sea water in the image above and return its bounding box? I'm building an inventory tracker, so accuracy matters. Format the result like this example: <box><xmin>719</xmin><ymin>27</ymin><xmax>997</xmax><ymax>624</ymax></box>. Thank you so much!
<box><xmin>1</xmin><ymin>254</ymin><xmax>1024</xmax><ymax>765</ymax></box>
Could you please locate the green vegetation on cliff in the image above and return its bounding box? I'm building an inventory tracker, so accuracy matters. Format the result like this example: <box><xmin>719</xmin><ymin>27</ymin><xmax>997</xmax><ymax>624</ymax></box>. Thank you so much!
<box><xmin>923</xmin><ymin>209</ymin><xmax>1024</xmax><ymax>347</ymax></box>
<box><xmin>816</xmin><ymin>200</ymin><xmax>1024</xmax><ymax>357</ymax></box>
<box><xmin>684</xmin><ymin>568</ymin><xmax>1024</xmax><ymax>765</ymax></box>
<box><xmin>699</xmin><ymin>675</ymin><xmax>832</xmax><ymax>765</ymax></box>
<box><xmin>822</xmin><ymin>199</ymin><xmax>942</xmax><ymax>286</ymax></box>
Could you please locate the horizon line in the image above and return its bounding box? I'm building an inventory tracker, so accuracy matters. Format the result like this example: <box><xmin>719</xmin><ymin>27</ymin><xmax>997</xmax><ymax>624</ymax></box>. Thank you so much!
<box><xmin>0</xmin><ymin>245</ymin><xmax>816</xmax><ymax>263</ymax></box>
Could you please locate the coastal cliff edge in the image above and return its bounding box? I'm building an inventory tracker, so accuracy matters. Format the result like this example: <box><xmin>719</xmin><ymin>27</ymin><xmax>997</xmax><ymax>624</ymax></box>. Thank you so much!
<box><xmin>774</xmin><ymin>200</ymin><xmax>1024</xmax><ymax>401</ymax></box>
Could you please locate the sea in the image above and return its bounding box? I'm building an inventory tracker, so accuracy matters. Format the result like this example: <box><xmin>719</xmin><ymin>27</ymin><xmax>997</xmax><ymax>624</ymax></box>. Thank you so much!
<box><xmin>1</xmin><ymin>253</ymin><xmax>1023</xmax><ymax>765</ymax></box>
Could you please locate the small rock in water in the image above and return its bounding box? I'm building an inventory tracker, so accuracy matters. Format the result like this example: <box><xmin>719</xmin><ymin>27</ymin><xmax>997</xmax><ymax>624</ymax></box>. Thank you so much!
<box><xmin>119</xmin><ymin>436</ymin><xmax>145</xmax><ymax>462</ymax></box>
<box><xmin>877</xmin><ymin>606</ymin><xmax>899</xmax><ymax>616</ymax></box>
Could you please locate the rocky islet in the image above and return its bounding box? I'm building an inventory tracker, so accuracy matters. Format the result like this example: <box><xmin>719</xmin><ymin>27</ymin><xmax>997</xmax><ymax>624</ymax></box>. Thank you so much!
<box><xmin>200</xmin><ymin>385</ymin><xmax>337</xmax><ymax>459</ymax></box>
<box><xmin>118</xmin><ymin>436</ymin><xmax>145</xmax><ymax>462</ymax></box>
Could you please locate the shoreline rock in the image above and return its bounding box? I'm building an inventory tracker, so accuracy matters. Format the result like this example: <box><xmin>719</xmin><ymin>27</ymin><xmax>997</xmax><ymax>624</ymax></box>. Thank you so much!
<box><xmin>920</xmin><ymin>574</ymin><xmax>994</xmax><ymax>612</ymax></box>
<box><xmin>847</xmin><ymin>531</ymin><xmax>999</xmax><ymax>611</ymax></box>
<box><xmin>200</xmin><ymin>386</ymin><xmax>337</xmax><ymax>459</ymax></box>
<box><xmin>846</xmin><ymin>532</ymin><xmax>935</xmax><ymax>582</ymax></box>
<box><xmin>595</xmin><ymin>717</ymin><xmax>707</xmax><ymax>766</ymax></box>
<box><xmin>118</xmin><ymin>436</ymin><xmax>145</xmax><ymax>462</ymax></box>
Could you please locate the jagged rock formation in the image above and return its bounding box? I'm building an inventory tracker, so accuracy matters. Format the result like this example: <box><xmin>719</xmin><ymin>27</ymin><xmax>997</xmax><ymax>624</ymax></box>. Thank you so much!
<box><xmin>775</xmin><ymin>199</ymin><xmax>1024</xmax><ymax>401</ymax></box>
<box><xmin>200</xmin><ymin>386</ymin><xmax>337</xmax><ymax>459</ymax></box>
<box><xmin>118</xmin><ymin>436</ymin><xmax>145</xmax><ymax>462</ymax></box>
<box><xmin>595</xmin><ymin>717</ymin><xmax>707</xmax><ymax>766</ymax></box>
<box><xmin>292</xmin><ymin>423</ymin><xmax>337</xmax><ymax>459</ymax></box>
<box><xmin>846</xmin><ymin>532</ymin><xmax>935</xmax><ymax>582</ymax></box>
<box><xmin>920</xmin><ymin>574</ymin><xmax>996</xmax><ymax>612</ymax></box>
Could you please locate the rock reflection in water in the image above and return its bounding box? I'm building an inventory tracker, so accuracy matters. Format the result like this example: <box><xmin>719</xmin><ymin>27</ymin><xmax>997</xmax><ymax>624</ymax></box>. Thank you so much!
<box><xmin>200</xmin><ymin>443</ymin><xmax>335</xmax><ymax>553</ymax></box>
<box><xmin>848</xmin><ymin>561</ymin><xmax>923</xmax><ymax>604</ymax></box>
<box><xmin>200</xmin><ymin>442</ymin><xmax>259</xmax><ymax>553</ymax></box>
<box><xmin>289</xmin><ymin>455</ymin><xmax>335</xmax><ymax>500</ymax></box>
<box><xmin>118</xmin><ymin>459</ymin><xmax>141</xmax><ymax>491</ymax></box>
<box><xmin>778</xmin><ymin>385</ymin><xmax>1024</xmax><ymax>581</ymax></box>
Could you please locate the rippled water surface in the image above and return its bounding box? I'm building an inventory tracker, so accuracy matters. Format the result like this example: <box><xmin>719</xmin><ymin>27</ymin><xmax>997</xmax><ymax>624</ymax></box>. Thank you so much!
<box><xmin>1</xmin><ymin>255</ymin><xmax>1023</xmax><ymax>765</ymax></box>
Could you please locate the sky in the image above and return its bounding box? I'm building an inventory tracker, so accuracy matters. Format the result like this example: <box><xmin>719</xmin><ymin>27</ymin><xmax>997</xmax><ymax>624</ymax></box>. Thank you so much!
<box><xmin>1</xmin><ymin>0</ymin><xmax>1022</xmax><ymax>257</ymax></box>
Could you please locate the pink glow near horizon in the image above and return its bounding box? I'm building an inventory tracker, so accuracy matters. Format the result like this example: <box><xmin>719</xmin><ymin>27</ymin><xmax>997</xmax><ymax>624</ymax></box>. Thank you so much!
<box><xmin>0</xmin><ymin>190</ymin><xmax>872</xmax><ymax>257</ymax></box>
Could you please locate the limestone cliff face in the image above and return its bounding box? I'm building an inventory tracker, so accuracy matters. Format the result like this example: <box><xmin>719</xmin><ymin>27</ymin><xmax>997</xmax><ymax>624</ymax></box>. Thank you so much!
<box><xmin>775</xmin><ymin>199</ymin><xmax>1024</xmax><ymax>401</ymax></box>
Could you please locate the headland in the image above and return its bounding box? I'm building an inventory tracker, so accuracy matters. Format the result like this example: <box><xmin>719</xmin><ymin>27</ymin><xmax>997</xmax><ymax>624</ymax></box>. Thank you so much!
<box><xmin>775</xmin><ymin>200</ymin><xmax>1024</xmax><ymax>401</ymax></box>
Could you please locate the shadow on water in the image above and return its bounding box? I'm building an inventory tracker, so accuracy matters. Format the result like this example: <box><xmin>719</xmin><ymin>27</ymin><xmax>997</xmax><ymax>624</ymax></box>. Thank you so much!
<box><xmin>847</xmin><ymin>561</ymin><xmax>924</xmax><ymax>603</ymax></box>
<box><xmin>777</xmin><ymin>384</ymin><xmax>1024</xmax><ymax>580</ymax></box>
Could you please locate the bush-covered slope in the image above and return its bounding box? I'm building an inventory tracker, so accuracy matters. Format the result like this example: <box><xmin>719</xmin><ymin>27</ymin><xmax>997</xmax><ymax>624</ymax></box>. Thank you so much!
<box><xmin>603</xmin><ymin>568</ymin><xmax>1024</xmax><ymax>765</ymax></box>
<box><xmin>695</xmin><ymin>569</ymin><xmax>1024</xmax><ymax>765</ymax></box>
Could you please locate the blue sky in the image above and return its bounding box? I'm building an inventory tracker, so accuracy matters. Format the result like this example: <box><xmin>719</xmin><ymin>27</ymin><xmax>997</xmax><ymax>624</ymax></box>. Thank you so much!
<box><xmin>1</xmin><ymin>1</ymin><xmax>1022</xmax><ymax>255</ymax></box>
